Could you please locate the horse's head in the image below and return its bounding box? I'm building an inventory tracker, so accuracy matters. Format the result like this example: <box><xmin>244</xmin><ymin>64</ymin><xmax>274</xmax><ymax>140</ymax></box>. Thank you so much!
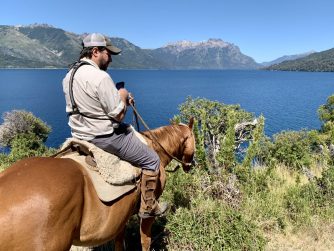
<box><xmin>179</xmin><ymin>117</ymin><xmax>196</xmax><ymax>172</ymax></box>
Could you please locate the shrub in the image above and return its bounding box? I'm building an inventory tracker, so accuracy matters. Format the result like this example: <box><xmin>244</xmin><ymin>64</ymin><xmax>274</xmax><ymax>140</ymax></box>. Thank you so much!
<box><xmin>251</xmin><ymin>136</ymin><xmax>276</xmax><ymax>167</ymax></box>
<box><xmin>318</xmin><ymin>94</ymin><xmax>334</xmax><ymax>125</ymax></box>
<box><xmin>283</xmin><ymin>184</ymin><xmax>318</xmax><ymax>226</ymax></box>
<box><xmin>281</xmin><ymin>165</ymin><xmax>334</xmax><ymax>227</ymax></box>
<box><xmin>316</xmin><ymin>165</ymin><xmax>334</xmax><ymax>204</ymax></box>
<box><xmin>0</xmin><ymin>110</ymin><xmax>51</xmax><ymax>147</ymax></box>
<box><xmin>7</xmin><ymin>133</ymin><xmax>52</xmax><ymax>162</ymax></box>
<box><xmin>271</xmin><ymin>130</ymin><xmax>312</xmax><ymax>170</ymax></box>
<box><xmin>0</xmin><ymin>110</ymin><xmax>54</xmax><ymax>169</ymax></box>
<box><xmin>0</xmin><ymin>153</ymin><xmax>10</xmax><ymax>171</ymax></box>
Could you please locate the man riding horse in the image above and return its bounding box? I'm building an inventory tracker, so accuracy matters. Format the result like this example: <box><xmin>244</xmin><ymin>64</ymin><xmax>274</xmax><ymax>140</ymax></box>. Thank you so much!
<box><xmin>62</xmin><ymin>33</ymin><xmax>168</xmax><ymax>219</ymax></box>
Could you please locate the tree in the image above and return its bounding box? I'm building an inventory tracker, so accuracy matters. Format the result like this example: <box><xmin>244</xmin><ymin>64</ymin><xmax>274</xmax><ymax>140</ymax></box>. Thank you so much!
<box><xmin>173</xmin><ymin>97</ymin><xmax>263</xmax><ymax>170</ymax></box>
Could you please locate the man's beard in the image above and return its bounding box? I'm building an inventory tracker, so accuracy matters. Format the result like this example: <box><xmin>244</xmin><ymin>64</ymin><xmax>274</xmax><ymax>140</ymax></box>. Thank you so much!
<box><xmin>99</xmin><ymin>57</ymin><xmax>110</xmax><ymax>71</ymax></box>
<box><xmin>100</xmin><ymin>62</ymin><xmax>109</xmax><ymax>71</ymax></box>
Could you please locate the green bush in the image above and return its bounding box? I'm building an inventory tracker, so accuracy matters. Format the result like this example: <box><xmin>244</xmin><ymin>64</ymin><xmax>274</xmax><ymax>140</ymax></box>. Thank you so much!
<box><xmin>283</xmin><ymin>184</ymin><xmax>317</xmax><ymax>225</ymax></box>
<box><xmin>8</xmin><ymin>133</ymin><xmax>54</xmax><ymax>162</ymax></box>
<box><xmin>0</xmin><ymin>110</ymin><xmax>51</xmax><ymax>147</ymax></box>
<box><xmin>281</xmin><ymin>165</ymin><xmax>334</xmax><ymax>227</ymax></box>
<box><xmin>318</xmin><ymin>95</ymin><xmax>334</xmax><ymax>125</ymax></box>
<box><xmin>271</xmin><ymin>130</ymin><xmax>312</xmax><ymax>170</ymax></box>
<box><xmin>322</xmin><ymin>121</ymin><xmax>334</xmax><ymax>142</ymax></box>
<box><xmin>0</xmin><ymin>110</ymin><xmax>54</xmax><ymax>169</ymax></box>
<box><xmin>235</xmin><ymin>165</ymin><xmax>289</xmax><ymax>231</ymax></box>
<box><xmin>317</xmin><ymin>95</ymin><xmax>334</xmax><ymax>165</ymax></box>
<box><xmin>0</xmin><ymin>153</ymin><xmax>10</xmax><ymax>171</ymax></box>
<box><xmin>316</xmin><ymin>165</ymin><xmax>334</xmax><ymax>204</ymax></box>
<box><xmin>251</xmin><ymin>136</ymin><xmax>276</xmax><ymax>167</ymax></box>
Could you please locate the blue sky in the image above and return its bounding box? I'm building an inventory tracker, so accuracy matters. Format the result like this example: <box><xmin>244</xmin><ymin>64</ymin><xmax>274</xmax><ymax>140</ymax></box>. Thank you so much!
<box><xmin>1</xmin><ymin>0</ymin><xmax>334</xmax><ymax>63</ymax></box>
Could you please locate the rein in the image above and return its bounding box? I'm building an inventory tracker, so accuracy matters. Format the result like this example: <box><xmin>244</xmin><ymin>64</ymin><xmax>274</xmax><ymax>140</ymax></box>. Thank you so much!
<box><xmin>129</xmin><ymin>103</ymin><xmax>192</xmax><ymax>170</ymax></box>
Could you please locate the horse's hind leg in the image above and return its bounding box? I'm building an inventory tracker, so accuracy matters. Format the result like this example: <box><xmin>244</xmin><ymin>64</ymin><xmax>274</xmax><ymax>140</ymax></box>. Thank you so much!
<box><xmin>140</xmin><ymin>217</ymin><xmax>155</xmax><ymax>251</ymax></box>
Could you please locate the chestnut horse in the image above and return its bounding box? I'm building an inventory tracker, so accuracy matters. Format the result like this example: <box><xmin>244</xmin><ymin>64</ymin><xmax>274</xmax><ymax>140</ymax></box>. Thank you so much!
<box><xmin>0</xmin><ymin>118</ymin><xmax>195</xmax><ymax>251</ymax></box>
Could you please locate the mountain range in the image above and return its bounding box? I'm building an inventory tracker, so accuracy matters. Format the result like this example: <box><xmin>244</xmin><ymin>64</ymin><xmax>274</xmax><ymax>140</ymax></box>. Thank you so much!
<box><xmin>0</xmin><ymin>24</ymin><xmax>258</xmax><ymax>69</ymax></box>
<box><xmin>1</xmin><ymin>24</ymin><xmax>333</xmax><ymax>71</ymax></box>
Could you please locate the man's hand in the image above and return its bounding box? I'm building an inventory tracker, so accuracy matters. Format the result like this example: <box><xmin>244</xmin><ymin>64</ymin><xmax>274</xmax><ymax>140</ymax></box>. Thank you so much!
<box><xmin>127</xmin><ymin>93</ymin><xmax>135</xmax><ymax>106</ymax></box>
<box><xmin>118</xmin><ymin>88</ymin><xmax>129</xmax><ymax>105</ymax></box>
<box><xmin>118</xmin><ymin>88</ymin><xmax>134</xmax><ymax>106</ymax></box>
<box><xmin>115</xmin><ymin>88</ymin><xmax>131</xmax><ymax>122</ymax></box>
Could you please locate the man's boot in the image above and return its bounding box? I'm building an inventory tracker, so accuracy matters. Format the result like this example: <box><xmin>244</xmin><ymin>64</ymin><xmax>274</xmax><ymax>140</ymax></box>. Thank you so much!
<box><xmin>138</xmin><ymin>169</ymin><xmax>168</xmax><ymax>219</ymax></box>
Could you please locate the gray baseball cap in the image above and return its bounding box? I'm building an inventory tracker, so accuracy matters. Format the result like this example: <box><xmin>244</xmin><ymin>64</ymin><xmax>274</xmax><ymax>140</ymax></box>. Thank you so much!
<box><xmin>82</xmin><ymin>33</ymin><xmax>121</xmax><ymax>55</ymax></box>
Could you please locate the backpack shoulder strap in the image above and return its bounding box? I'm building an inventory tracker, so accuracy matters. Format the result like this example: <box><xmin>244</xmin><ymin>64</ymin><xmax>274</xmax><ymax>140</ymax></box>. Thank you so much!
<box><xmin>68</xmin><ymin>61</ymin><xmax>91</xmax><ymax>114</ymax></box>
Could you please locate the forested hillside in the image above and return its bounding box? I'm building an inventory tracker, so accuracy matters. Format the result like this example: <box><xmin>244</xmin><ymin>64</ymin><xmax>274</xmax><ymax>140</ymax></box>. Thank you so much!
<box><xmin>265</xmin><ymin>48</ymin><xmax>334</xmax><ymax>72</ymax></box>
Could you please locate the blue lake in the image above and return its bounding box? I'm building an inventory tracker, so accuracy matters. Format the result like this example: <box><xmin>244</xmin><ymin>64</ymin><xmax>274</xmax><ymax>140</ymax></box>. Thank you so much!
<box><xmin>0</xmin><ymin>69</ymin><xmax>333</xmax><ymax>149</ymax></box>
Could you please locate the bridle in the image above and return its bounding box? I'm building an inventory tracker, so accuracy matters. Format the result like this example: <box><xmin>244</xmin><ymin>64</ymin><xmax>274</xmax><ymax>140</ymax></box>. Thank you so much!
<box><xmin>129</xmin><ymin>103</ymin><xmax>195</xmax><ymax>171</ymax></box>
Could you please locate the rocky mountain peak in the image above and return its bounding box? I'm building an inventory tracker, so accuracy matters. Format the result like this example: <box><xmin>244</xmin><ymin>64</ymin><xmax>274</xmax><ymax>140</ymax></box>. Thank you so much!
<box><xmin>206</xmin><ymin>38</ymin><xmax>231</xmax><ymax>48</ymax></box>
<box><xmin>163</xmin><ymin>38</ymin><xmax>232</xmax><ymax>52</ymax></box>
<box><xmin>19</xmin><ymin>23</ymin><xmax>55</xmax><ymax>29</ymax></box>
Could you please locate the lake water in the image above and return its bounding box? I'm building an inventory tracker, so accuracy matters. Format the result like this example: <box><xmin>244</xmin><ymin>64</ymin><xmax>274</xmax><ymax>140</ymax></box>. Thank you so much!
<box><xmin>0</xmin><ymin>69</ymin><xmax>333</xmax><ymax>149</ymax></box>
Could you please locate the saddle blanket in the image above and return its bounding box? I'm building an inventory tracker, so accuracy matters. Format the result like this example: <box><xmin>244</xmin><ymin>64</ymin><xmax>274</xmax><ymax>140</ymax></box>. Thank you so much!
<box><xmin>62</xmin><ymin>151</ymin><xmax>140</xmax><ymax>202</ymax></box>
<box><xmin>57</xmin><ymin>137</ymin><xmax>142</xmax><ymax>202</ymax></box>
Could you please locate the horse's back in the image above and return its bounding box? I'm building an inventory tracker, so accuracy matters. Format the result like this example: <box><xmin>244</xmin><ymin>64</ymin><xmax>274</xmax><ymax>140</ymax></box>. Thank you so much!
<box><xmin>0</xmin><ymin>157</ymin><xmax>85</xmax><ymax>250</ymax></box>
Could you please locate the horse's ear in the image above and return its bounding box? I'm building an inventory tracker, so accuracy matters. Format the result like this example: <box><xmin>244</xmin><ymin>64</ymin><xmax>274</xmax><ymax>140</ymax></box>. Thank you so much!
<box><xmin>188</xmin><ymin>117</ymin><xmax>194</xmax><ymax>130</ymax></box>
